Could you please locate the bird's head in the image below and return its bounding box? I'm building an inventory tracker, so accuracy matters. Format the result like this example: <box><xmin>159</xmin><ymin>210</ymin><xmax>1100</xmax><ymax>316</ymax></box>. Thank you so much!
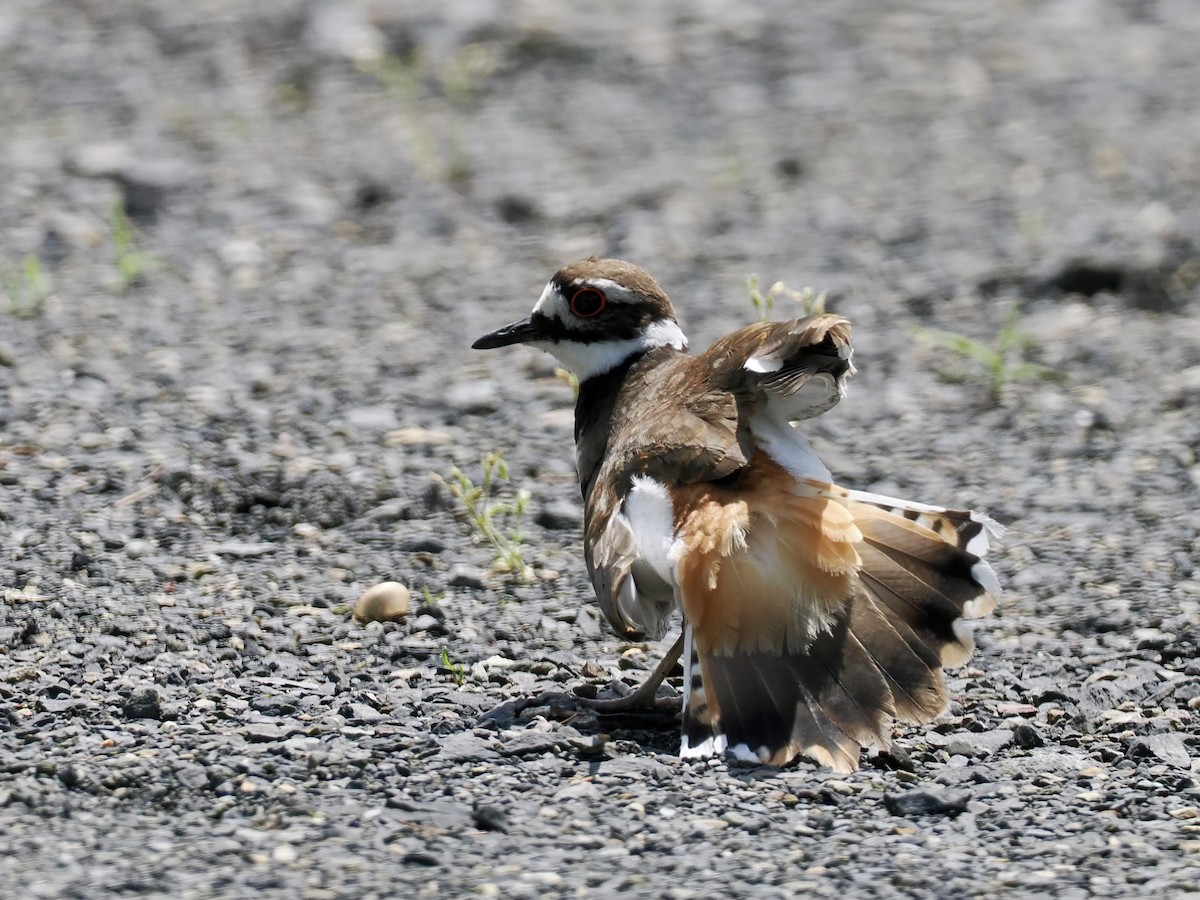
<box><xmin>472</xmin><ymin>257</ymin><xmax>687</xmax><ymax>380</ymax></box>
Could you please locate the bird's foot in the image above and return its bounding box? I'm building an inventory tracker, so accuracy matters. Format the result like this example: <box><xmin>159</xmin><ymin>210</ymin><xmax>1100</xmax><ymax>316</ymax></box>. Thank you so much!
<box><xmin>579</xmin><ymin>634</ymin><xmax>684</xmax><ymax>713</ymax></box>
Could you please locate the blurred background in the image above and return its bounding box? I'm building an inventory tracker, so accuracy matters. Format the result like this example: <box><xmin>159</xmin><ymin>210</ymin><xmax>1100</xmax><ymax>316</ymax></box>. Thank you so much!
<box><xmin>3</xmin><ymin>0</ymin><xmax>1197</xmax><ymax>519</ymax></box>
<box><xmin>3</xmin><ymin>0</ymin><xmax>1196</xmax><ymax>340</ymax></box>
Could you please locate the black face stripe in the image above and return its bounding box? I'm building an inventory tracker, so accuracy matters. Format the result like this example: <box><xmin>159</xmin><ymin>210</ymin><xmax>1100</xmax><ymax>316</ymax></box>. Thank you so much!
<box><xmin>533</xmin><ymin>297</ymin><xmax>665</xmax><ymax>344</ymax></box>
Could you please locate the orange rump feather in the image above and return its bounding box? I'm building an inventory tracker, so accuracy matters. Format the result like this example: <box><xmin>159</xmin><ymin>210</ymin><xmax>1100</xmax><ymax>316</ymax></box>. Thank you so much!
<box><xmin>674</xmin><ymin>454</ymin><xmax>861</xmax><ymax>657</ymax></box>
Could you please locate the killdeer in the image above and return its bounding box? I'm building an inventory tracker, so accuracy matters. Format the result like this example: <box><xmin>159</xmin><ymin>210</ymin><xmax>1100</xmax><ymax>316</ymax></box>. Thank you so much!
<box><xmin>473</xmin><ymin>258</ymin><xmax>1002</xmax><ymax>772</ymax></box>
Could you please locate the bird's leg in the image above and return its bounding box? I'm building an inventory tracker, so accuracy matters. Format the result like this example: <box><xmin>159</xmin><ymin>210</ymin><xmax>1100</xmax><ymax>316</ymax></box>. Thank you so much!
<box><xmin>581</xmin><ymin>634</ymin><xmax>685</xmax><ymax>712</ymax></box>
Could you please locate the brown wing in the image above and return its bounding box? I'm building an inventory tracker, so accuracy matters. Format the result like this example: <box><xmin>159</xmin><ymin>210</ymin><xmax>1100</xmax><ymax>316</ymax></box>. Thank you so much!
<box><xmin>704</xmin><ymin>314</ymin><xmax>855</xmax><ymax>420</ymax></box>
<box><xmin>582</xmin><ymin>353</ymin><xmax>752</xmax><ymax>640</ymax></box>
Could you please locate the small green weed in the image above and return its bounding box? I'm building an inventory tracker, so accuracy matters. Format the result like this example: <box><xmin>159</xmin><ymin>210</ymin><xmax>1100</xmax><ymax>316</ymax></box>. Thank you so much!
<box><xmin>441</xmin><ymin>450</ymin><xmax>532</xmax><ymax>581</ymax></box>
<box><xmin>913</xmin><ymin>306</ymin><xmax>1065</xmax><ymax>405</ymax></box>
<box><xmin>440</xmin><ymin>647</ymin><xmax>466</xmax><ymax>687</ymax></box>
<box><xmin>110</xmin><ymin>198</ymin><xmax>154</xmax><ymax>288</ymax></box>
<box><xmin>3</xmin><ymin>255</ymin><xmax>49</xmax><ymax>318</ymax></box>
<box><xmin>747</xmin><ymin>275</ymin><xmax>827</xmax><ymax>322</ymax></box>
<box><xmin>362</xmin><ymin>52</ymin><xmax>422</xmax><ymax>107</ymax></box>
<box><xmin>359</xmin><ymin>48</ymin><xmax>482</xmax><ymax>185</ymax></box>
<box><xmin>439</xmin><ymin>43</ymin><xmax>497</xmax><ymax>108</ymax></box>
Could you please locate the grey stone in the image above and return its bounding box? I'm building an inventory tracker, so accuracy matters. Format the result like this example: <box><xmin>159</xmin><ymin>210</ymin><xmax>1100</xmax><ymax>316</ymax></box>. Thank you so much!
<box><xmin>496</xmin><ymin>730</ymin><xmax>572</xmax><ymax>757</ymax></box>
<box><xmin>343</xmin><ymin>406</ymin><xmax>399</xmax><ymax>431</ymax></box>
<box><xmin>553</xmin><ymin>781</ymin><xmax>602</xmax><ymax>801</ymax></box>
<box><xmin>7</xmin><ymin>3</ymin><xmax>1200</xmax><ymax>897</ymax></box>
<box><xmin>536</xmin><ymin>499</ymin><xmax>581</xmax><ymax>530</ymax></box>
<box><xmin>438</xmin><ymin>731</ymin><xmax>499</xmax><ymax>763</ymax></box>
<box><xmin>241</xmin><ymin>722</ymin><xmax>296</xmax><ymax>743</ymax></box>
<box><xmin>1129</xmin><ymin>733</ymin><xmax>1191</xmax><ymax>768</ymax></box>
<box><xmin>945</xmin><ymin>729</ymin><xmax>1013</xmax><ymax>758</ymax></box>
<box><xmin>445</xmin><ymin>381</ymin><xmax>502</xmax><ymax>414</ymax></box>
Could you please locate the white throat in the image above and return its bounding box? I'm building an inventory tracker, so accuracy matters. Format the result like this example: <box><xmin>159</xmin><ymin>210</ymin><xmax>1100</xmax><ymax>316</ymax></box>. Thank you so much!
<box><xmin>532</xmin><ymin>319</ymin><xmax>688</xmax><ymax>381</ymax></box>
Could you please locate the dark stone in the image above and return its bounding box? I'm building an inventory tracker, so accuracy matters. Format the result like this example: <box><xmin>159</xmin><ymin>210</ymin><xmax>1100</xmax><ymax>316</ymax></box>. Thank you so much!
<box><xmin>398</xmin><ymin>535</ymin><xmax>446</xmax><ymax>553</ymax></box>
<box><xmin>1047</xmin><ymin>260</ymin><xmax>1124</xmax><ymax>297</ymax></box>
<box><xmin>536</xmin><ymin>499</ymin><xmax>581</xmax><ymax>530</ymax></box>
<box><xmin>472</xmin><ymin>802</ymin><xmax>509</xmax><ymax>833</ymax></box>
<box><xmin>478</xmin><ymin>698</ymin><xmax>529</xmax><ymax>728</ymax></box>
<box><xmin>883</xmin><ymin>788</ymin><xmax>972</xmax><ymax>817</ymax></box>
<box><xmin>809</xmin><ymin>811</ymin><xmax>836</xmax><ymax>831</ymax></box>
<box><xmin>16</xmin><ymin>617</ymin><xmax>40</xmax><ymax>645</ymax></box>
<box><xmin>410</xmin><ymin>614</ymin><xmax>445</xmax><ymax>635</ymax></box>
<box><xmin>241</xmin><ymin>722</ymin><xmax>293</xmax><ymax>743</ymax></box>
<box><xmin>1012</xmin><ymin>723</ymin><xmax>1044</xmax><ymax>749</ymax></box>
<box><xmin>495</xmin><ymin>194</ymin><xmax>540</xmax><ymax>224</ymax></box>
<box><xmin>114</xmin><ymin>159</ymin><xmax>197</xmax><ymax>221</ymax></box>
<box><xmin>874</xmin><ymin>746</ymin><xmax>916</xmax><ymax>772</ymax></box>
<box><xmin>447</xmin><ymin>565</ymin><xmax>486</xmax><ymax>589</ymax></box>
<box><xmin>40</xmin><ymin>228</ymin><xmax>70</xmax><ymax>265</ymax></box>
<box><xmin>401</xmin><ymin>851</ymin><xmax>440</xmax><ymax>867</ymax></box>
<box><xmin>122</xmin><ymin>687</ymin><xmax>163</xmax><ymax>720</ymax></box>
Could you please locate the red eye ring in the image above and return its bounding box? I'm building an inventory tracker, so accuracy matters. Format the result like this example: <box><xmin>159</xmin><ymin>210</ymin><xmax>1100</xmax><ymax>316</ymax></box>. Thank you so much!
<box><xmin>569</xmin><ymin>287</ymin><xmax>607</xmax><ymax>318</ymax></box>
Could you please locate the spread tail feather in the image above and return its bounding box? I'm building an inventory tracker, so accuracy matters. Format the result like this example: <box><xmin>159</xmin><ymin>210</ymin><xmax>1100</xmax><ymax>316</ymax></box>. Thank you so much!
<box><xmin>679</xmin><ymin>487</ymin><xmax>1001</xmax><ymax>772</ymax></box>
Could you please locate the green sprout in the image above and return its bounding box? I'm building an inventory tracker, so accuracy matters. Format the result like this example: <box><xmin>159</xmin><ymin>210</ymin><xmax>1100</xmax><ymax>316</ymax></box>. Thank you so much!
<box><xmin>441</xmin><ymin>451</ymin><xmax>532</xmax><ymax>581</ymax></box>
<box><xmin>748</xmin><ymin>275</ymin><xmax>827</xmax><ymax>321</ymax></box>
<box><xmin>110</xmin><ymin>199</ymin><xmax>154</xmax><ymax>288</ymax></box>
<box><xmin>4</xmin><ymin>255</ymin><xmax>48</xmax><ymax>318</ymax></box>
<box><xmin>913</xmin><ymin>306</ymin><xmax>1065</xmax><ymax>406</ymax></box>
<box><xmin>440</xmin><ymin>647</ymin><xmax>466</xmax><ymax>687</ymax></box>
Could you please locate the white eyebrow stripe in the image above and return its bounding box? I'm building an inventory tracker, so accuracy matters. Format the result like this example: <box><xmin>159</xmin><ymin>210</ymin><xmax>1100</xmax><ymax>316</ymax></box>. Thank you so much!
<box><xmin>570</xmin><ymin>277</ymin><xmax>625</xmax><ymax>294</ymax></box>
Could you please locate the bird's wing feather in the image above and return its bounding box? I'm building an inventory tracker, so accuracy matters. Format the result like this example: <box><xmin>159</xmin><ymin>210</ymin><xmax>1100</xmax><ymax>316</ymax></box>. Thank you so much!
<box><xmin>704</xmin><ymin>314</ymin><xmax>855</xmax><ymax>421</ymax></box>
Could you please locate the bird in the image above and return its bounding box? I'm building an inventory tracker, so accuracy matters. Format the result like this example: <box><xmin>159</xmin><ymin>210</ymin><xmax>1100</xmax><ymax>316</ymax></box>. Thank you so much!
<box><xmin>472</xmin><ymin>257</ymin><xmax>1002</xmax><ymax>772</ymax></box>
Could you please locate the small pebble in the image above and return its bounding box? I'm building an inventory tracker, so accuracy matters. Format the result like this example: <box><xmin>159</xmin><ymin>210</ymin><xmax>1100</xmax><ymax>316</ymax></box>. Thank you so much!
<box><xmin>353</xmin><ymin>582</ymin><xmax>411</xmax><ymax>623</ymax></box>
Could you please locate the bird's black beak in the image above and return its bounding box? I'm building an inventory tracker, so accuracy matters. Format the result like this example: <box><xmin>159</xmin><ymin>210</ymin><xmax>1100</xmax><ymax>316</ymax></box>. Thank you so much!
<box><xmin>472</xmin><ymin>317</ymin><xmax>542</xmax><ymax>349</ymax></box>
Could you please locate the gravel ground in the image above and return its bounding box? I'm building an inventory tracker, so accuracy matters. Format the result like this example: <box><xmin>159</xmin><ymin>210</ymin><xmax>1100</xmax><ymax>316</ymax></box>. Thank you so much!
<box><xmin>2</xmin><ymin>1</ymin><xmax>1200</xmax><ymax>897</ymax></box>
